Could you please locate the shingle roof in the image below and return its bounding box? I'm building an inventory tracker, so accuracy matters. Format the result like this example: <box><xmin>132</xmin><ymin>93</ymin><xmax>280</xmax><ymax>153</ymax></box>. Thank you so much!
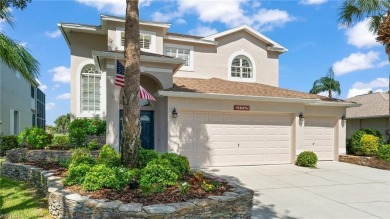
<box><xmin>166</xmin><ymin>32</ymin><xmax>204</xmax><ymax>39</ymax></box>
<box><xmin>167</xmin><ymin>77</ymin><xmax>345</xmax><ymax>102</ymax></box>
<box><xmin>346</xmin><ymin>93</ymin><xmax>389</xmax><ymax>118</ymax></box>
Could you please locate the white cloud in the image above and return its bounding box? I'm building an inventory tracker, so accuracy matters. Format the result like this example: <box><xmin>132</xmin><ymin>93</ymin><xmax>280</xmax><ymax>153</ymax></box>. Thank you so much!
<box><xmin>48</xmin><ymin>66</ymin><xmax>71</xmax><ymax>83</ymax></box>
<box><xmin>345</xmin><ymin>19</ymin><xmax>380</xmax><ymax>48</ymax></box>
<box><xmin>347</xmin><ymin>77</ymin><xmax>389</xmax><ymax>98</ymax></box>
<box><xmin>75</xmin><ymin>0</ymin><xmax>151</xmax><ymax>16</ymax></box>
<box><xmin>252</xmin><ymin>9</ymin><xmax>294</xmax><ymax>31</ymax></box>
<box><xmin>151</xmin><ymin>11</ymin><xmax>179</xmax><ymax>23</ymax></box>
<box><xmin>56</xmin><ymin>93</ymin><xmax>71</xmax><ymax>100</ymax></box>
<box><xmin>45</xmin><ymin>30</ymin><xmax>62</xmax><ymax>39</ymax></box>
<box><xmin>300</xmin><ymin>0</ymin><xmax>327</xmax><ymax>5</ymax></box>
<box><xmin>35</xmin><ymin>79</ymin><xmax>48</xmax><ymax>92</ymax></box>
<box><xmin>46</xmin><ymin>102</ymin><xmax>56</xmax><ymax>110</ymax></box>
<box><xmin>188</xmin><ymin>26</ymin><xmax>218</xmax><ymax>37</ymax></box>
<box><xmin>333</xmin><ymin>51</ymin><xmax>382</xmax><ymax>75</ymax></box>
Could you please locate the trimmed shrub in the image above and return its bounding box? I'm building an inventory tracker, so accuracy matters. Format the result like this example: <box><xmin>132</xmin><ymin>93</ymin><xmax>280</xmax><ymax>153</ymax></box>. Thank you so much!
<box><xmin>18</xmin><ymin>127</ymin><xmax>48</xmax><ymax>149</ymax></box>
<box><xmin>87</xmin><ymin>119</ymin><xmax>106</xmax><ymax>136</ymax></box>
<box><xmin>359</xmin><ymin>134</ymin><xmax>379</xmax><ymax>156</ymax></box>
<box><xmin>69</xmin><ymin>127</ymin><xmax>87</xmax><ymax>148</ymax></box>
<box><xmin>0</xmin><ymin>135</ymin><xmax>19</xmax><ymax>154</ymax></box>
<box><xmin>63</xmin><ymin>163</ymin><xmax>92</xmax><ymax>186</ymax></box>
<box><xmin>351</xmin><ymin>129</ymin><xmax>384</xmax><ymax>155</ymax></box>
<box><xmin>377</xmin><ymin>144</ymin><xmax>390</xmax><ymax>161</ymax></box>
<box><xmin>296</xmin><ymin>151</ymin><xmax>318</xmax><ymax>167</ymax></box>
<box><xmin>87</xmin><ymin>140</ymin><xmax>100</xmax><ymax>151</ymax></box>
<box><xmin>96</xmin><ymin>145</ymin><xmax>121</xmax><ymax>167</ymax></box>
<box><xmin>140</xmin><ymin>158</ymin><xmax>178</xmax><ymax>194</ymax></box>
<box><xmin>161</xmin><ymin>153</ymin><xmax>190</xmax><ymax>178</ymax></box>
<box><xmin>139</xmin><ymin>149</ymin><xmax>160</xmax><ymax>168</ymax></box>
<box><xmin>82</xmin><ymin>164</ymin><xmax>126</xmax><ymax>191</ymax></box>
<box><xmin>51</xmin><ymin>135</ymin><xmax>70</xmax><ymax>149</ymax></box>
<box><xmin>70</xmin><ymin>148</ymin><xmax>95</xmax><ymax>166</ymax></box>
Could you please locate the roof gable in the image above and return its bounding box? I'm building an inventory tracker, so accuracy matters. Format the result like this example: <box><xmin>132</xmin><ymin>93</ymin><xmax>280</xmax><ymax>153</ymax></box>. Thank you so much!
<box><xmin>346</xmin><ymin>93</ymin><xmax>389</xmax><ymax>118</ymax></box>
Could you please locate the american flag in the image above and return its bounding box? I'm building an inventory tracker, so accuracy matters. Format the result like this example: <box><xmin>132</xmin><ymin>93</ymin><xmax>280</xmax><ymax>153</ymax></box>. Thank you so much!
<box><xmin>115</xmin><ymin>61</ymin><xmax>125</xmax><ymax>87</ymax></box>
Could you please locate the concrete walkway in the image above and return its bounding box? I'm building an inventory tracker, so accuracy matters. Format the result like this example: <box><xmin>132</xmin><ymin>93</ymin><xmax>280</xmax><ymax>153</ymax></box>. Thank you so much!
<box><xmin>203</xmin><ymin>162</ymin><xmax>390</xmax><ymax>219</ymax></box>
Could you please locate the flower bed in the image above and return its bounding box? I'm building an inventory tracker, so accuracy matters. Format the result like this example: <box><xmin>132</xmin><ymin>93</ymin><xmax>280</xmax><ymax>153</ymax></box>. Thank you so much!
<box><xmin>1</xmin><ymin>161</ymin><xmax>254</xmax><ymax>218</ymax></box>
<box><xmin>339</xmin><ymin>155</ymin><xmax>390</xmax><ymax>170</ymax></box>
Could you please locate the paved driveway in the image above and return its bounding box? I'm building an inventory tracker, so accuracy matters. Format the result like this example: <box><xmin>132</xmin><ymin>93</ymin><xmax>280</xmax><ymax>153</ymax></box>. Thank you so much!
<box><xmin>203</xmin><ymin>162</ymin><xmax>390</xmax><ymax>219</ymax></box>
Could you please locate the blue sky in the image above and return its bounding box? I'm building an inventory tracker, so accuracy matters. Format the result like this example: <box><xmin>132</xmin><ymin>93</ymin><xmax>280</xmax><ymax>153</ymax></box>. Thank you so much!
<box><xmin>1</xmin><ymin>0</ymin><xmax>388</xmax><ymax>125</ymax></box>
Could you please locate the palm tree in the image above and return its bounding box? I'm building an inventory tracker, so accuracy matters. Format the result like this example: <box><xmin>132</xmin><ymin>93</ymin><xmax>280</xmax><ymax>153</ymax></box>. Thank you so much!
<box><xmin>54</xmin><ymin>114</ymin><xmax>71</xmax><ymax>134</ymax></box>
<box><xmin>338</xmin><ymin>0</ymin><xmax>390</xmax><ymax>61</ymax></box>
<box><xmin>0</xmin><ymin>1</ymin><xmax>39</xmax><ymax>82</ymax></box>
<box><xmin>309</xmin><ymin>68</ymin><xmax>341</xmax><ymax>98</ymax></box>
<box><xmin>121</xmin><ymin>0</ymin><xmax>141</xmax><ymax>168</ymax></box>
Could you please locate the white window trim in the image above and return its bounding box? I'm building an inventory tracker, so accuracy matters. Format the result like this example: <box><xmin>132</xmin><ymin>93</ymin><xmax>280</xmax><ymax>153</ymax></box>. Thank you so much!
<box><xmin>228</xmin><ymin>51</ymin><xmax>256</xmax><ymax>83</ymax></box>
<box><xmin>76</xmin><ymin>60</ymin><xmax>106</xmax><ymax>118</ymax></box>
<box><xmin>115</xmin><ymin>28</ymin><xmax>156</xmax><ymax>53</ymax></box>
<box><xmin>164</xmin><ymin>43</ymin><xmax>194</xmax><ymax>71</ymax></box>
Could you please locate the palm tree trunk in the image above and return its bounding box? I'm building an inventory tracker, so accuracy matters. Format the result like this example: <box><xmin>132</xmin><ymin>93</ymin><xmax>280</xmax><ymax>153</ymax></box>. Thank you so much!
<box><xmin>121</xmin><ymin>0</ymin><xmax>141</xmax><ymax>168</ymax></box>
<box><xmin>328</xmin><ymin>90</ymin><xmax>332</xmax><ymax>98</ymax></box>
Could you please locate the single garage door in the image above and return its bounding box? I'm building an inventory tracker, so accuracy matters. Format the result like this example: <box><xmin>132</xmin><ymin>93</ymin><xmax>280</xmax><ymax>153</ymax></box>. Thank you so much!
<box><xmin>304</xmin><ymin>117</ymin><xmax>335</xmax><ymax>160</ymax></box>
<box><xmin>177</xmin><ymin>111</ymin><xmax>292</xmax><ymax>167</ymax></box>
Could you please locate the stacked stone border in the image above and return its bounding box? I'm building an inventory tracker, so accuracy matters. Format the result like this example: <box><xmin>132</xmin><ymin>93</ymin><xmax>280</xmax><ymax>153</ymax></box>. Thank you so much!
<box><xmin>339</xmin><ymin>155</ymin><xmax>390</xmax><ymax>170</ymax></box>
<box><xmin>0</xmin><ymin>161</ymin><xmax>254</xmax><ymax>218</ymax></box>
<box><xmin>6</xmin><ymin>149</ymin><xmax>99</xmax><ymax>164</ymax></box>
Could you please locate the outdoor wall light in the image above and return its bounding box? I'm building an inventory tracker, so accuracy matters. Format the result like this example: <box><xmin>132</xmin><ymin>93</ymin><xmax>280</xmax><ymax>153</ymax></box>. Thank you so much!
<box><xmin>299</xmin><ymin>112</ymin><xmax>304</xmax><ymax>120</ymax></box>
<box><xmin>341</xmin><ymin>115</ymin><xmax>347</xmax><ymax>121</ymax></box>
<box><xmin>172</xmin><ymin>108</ymin><xmax>178</xmax><ymax>118</ymax></box>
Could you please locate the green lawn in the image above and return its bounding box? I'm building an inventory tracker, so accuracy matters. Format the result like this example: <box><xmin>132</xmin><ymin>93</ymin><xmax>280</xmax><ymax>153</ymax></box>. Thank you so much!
<box><xmin>0</xmin><ymin>176</ymin><xmax>50</xmax><ymax>219</ymax></box>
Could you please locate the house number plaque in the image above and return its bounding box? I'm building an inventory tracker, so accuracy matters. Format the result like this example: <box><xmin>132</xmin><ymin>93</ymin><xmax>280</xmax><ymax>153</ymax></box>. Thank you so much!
<box><xmin>234</xmin><ymin>105</ymin><xmax>250</xmax><ymax>111</ymax></box>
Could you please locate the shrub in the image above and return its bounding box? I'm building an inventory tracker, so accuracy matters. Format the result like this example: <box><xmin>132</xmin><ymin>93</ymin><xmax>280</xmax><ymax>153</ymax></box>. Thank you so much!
<box><xmin>0</xmin><ymin>135</ymin><xmax>19</xmax><ymax>154</ymax></box>
<box><xmin>346</xmin><ymin>138</ymin><xmax>352</xmax><ymax>155</ymax></box>
<box><xmin>377</xmin><ymin>144</ymin><xmax>390</xmax><ymax>161</ymax></box>
<box><xmin>296</xmin><ymin>151</ymin><xmax>318</xmax><ymax>167</ymax></box>
<box><xmin>139</xmin><ymin>149</ymin><xmax>160</xmax><ymax>168</ymax></box>
<box><xmin>87</xmin><ymin>140</ymin><xmax>100</xmax><ymax>150</ymax></box>
<box><xmin>59</xmin><ymin>158</ymin><xmax>71</xmax><ymax>168</ymax></box>
<box><xmin>69</xmin><ymin>127</ymin><xmax>87</xmax><ymax>148</ymax></box>
<box><xmin>350</xmin><ymin>129</ymin><xmax>384</xmax><ymax>155</ymax></box>
<box><xmin>140</xmin><ymin>158</ymin><xmax>178</xmax><ymax>194</ymax></box>
<box><xmin>47</xmin><ymin>134</ymin><xmax>54</xmax><ymax>144</ymax></box>
<box><xmin>359</xmin><ymin>134</ymin><xmax>379</xmax><ymax>156</ymax></box>
<box><xmin>18</xmin><ymin>127</ymin><xmax>48</xmax><ymax>149</ymax></box>
<box><xmin>87</xmin><ymin>119</ymin><xmax>106</xmax><ymax>136</ymax></box>
<box><xmin>63</xmin><ymin>163</ymin><xmax>92</xmax><ymax>186</ymax></box>
<box><xmin>161</xmin><ymin>153</ymin><xmax>190</xmax><ymax>178</ymax></box>
<box><xmin>96</xmin><ymin>145</ymin><xmax>121</xmax><ymax>167</ymax></box>
<box><xmin>69</xmin><ymin>118</ymin><xmax>89</xmax><ymax>132</ymax></box>
<box><xmin>70</xmin><ymin>148</ymin><xmax>95</xmax><ymax>166</ymax></box>
<box><xmin>51</xmin><ymin>135</ymin><xmax>70</xmax><ymax>149</ymax></box>
<box><xmin>82</xmin><ymin>164</ymin><xmax>126</xmax><ymax>191</ymax></box>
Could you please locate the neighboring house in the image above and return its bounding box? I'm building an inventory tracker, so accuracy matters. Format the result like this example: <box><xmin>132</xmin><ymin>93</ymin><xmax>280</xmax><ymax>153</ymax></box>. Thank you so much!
<box><xmin>346</xmin><ymin>92</ymin><xmax>389</xmax><ymax>141</ymax></box>
<box><xmin>59</xmin><ymin>15</ymin><xmax>357</xmax><ymax>167</ymax></box>
<box><xmin>0</xmin><ymin>62</ymin><xmax>46</xmax><ymax>136</ymax></box>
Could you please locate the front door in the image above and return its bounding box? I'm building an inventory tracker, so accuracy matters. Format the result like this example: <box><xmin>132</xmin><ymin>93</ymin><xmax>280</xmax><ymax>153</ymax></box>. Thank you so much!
<box><xmin>119</xmin><ymin>110</ymin><xmax>154</xmax><ymax>150</ymax></box>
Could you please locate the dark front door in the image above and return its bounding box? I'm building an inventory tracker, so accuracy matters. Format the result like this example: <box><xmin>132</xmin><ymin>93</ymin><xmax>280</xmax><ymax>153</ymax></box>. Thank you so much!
<box><xmin>119</xmin><ymin>110</ymin><xmax>154</xmax><ymax>150</ymax></box>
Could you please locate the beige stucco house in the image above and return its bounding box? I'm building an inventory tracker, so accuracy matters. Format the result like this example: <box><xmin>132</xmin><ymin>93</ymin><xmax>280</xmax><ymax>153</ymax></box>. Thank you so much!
<box><xmin>59</xmin><ymin>15</ymin><xmax>357</xmax><ymax>167</ymax></box>
<box><xmin>346</xmin><ymin>92</ymin><xmax>389</xmax><ymax>142</ymax></box>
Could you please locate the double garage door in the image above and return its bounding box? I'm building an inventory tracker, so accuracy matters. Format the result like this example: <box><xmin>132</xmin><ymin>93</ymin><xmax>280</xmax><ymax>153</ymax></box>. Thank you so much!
<box><xmin>178</xmin><ymin>111</ymin><xmax>293</xmax><ymax>167</ymax></box>
<box><xmin>177</xmin><ymin>112</ymin><xmax>336</xmax><ymax>167</ymax></box>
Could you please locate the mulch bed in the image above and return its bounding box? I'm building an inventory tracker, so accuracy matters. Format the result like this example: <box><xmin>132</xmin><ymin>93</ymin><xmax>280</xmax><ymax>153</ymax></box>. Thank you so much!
<box><xmin>22</xmin><ymin>162</ymin><xmax>232</xmax><ymax>205</ymax></box>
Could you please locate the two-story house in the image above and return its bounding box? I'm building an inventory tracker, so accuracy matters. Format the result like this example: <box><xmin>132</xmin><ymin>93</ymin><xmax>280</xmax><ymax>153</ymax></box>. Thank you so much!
<box><xmin>59</xmin><ymin>15</ymin><xmax>357</xmax><ymax>167</ymax></box>
<box><xmin>0</xmin><ymin>62</ymin><xmax>46</xmax><ymax>136</ymax></box>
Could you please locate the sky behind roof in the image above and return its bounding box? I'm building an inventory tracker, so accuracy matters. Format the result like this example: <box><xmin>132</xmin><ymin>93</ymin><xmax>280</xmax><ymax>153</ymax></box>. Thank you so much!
<box><xmin>2</xmin><ymin>0</ymin><xmax>388</xmax><ymax>125</ymax></box>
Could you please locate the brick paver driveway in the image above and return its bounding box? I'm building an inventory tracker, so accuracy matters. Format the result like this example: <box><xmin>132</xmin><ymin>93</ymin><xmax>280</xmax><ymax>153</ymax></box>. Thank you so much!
<box><xmin>203</xmin><ymin>162</ymin><xmax>390</xmax><ymax>219</ymax></box>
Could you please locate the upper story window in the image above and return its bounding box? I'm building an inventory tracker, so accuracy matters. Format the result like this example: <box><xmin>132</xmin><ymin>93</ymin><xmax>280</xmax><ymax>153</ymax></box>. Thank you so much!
<box><xmin>116</xmin><ymin>28</ymin><xmax>156</xmax><ymax>52</ymax></box>
<box><xmin>81</xmin><ymin>65</ymin><xmax>101</xmax><ymax>114</ymax></box>
<box><xmin>231</xmin><ymin>55</ymin><xmax>253</xmax><ymax>79</ymax></box>
<box><xmin>228</xmin><ymin>52</ymin><xmax>256</xmax><ymax>82</ymax></box>
<box><xmin>164</xmin><ymin>43</ymin><xmax>194</xmax><ymax>71</ymax></box>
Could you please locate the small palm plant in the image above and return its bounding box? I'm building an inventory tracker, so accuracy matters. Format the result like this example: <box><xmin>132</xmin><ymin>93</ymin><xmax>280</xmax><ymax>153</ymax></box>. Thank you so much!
<box><xmin>309</xmin><ymin>67</ymin><xmax>341</xmax><ymax>98</ymax></box>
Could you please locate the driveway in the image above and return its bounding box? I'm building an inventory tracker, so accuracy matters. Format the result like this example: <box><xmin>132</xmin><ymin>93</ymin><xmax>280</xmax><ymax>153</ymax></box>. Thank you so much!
<box><xmin>202</xmin><ymin>162</ymin><xmax>390</xmax><ymax>219</ymax></box>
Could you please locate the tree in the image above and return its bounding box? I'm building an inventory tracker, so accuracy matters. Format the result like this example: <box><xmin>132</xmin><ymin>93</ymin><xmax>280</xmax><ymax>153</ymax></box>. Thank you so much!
<box><xmin>0</xmin><ymin>0</ymin><xmax>39</xmax><ymax>83</ymax></box>
<box><xmin>121</xmin><ymin>0</ymin><xmax>141</xmax><ymax>168</ymax></box>
<box><xmin>54</xmin><ymin>113</ymin><xmax>71</xmax><ymax>134</ymax></box>
<box><xmin>309</xmin><ymin>67</ymin><xmax>341</xmax><ymax>98</ymax></box>
<box><xmin>338</xmin><ymin>0</ymin><xmax>390</xmax><ymax>61</ymax></box>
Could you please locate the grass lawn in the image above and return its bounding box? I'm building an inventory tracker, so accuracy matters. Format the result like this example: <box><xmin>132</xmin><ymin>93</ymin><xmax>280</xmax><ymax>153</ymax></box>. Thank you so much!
<box><xmin>0</xmin><ymin>176</ymin><xmax>50</xmax><ymax>219</ymax></box>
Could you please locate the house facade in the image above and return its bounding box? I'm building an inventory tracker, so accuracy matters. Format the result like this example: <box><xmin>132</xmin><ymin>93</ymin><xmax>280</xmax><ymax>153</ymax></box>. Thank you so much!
<box><xmin>59</xmin><ymin>15</ymin><xmax>357</xmax><ymax>167</ymax></box>
<box><xmin>346</xmin><ymin>93</ymin><xmax>389</xmax><ymax>142</ymax></box>
<box><xmin>0</xmin><ymin>62</ymin><xmax>46</xmax><ymax>136</ymax></box>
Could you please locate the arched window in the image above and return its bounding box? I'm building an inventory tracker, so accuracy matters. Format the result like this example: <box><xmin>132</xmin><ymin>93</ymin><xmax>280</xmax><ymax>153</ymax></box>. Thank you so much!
<box><xmin>231</xmin><ymin>55</ymin><xmax>253</xmax><ymax>79</ymax></box>
<box><xmin>81</xmin><ymin>65</ymin><xmax>101</xmax><ymax>114</ymax></box>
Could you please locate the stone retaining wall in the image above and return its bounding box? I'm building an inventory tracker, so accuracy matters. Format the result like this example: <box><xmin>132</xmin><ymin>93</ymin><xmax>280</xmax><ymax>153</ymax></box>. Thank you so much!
<box><xmin>0</xmin><ymin>162</ymin><xmax>254</xmax><ymax>218</ymax></box>
<box><xmin>339</xmin><ymin>155</ymin><xmax>390</xmax><ymax>170</ymax></box>
<box><xmin>6</xmin><ymin>149</ymin><xmax>99</xmax><ymax>164</ymax></box>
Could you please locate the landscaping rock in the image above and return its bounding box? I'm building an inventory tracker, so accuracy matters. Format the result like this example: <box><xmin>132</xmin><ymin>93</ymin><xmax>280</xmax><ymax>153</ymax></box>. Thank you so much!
<box><xmin>339</xmin><ymin>154</ymin><xmax>390</xmax><ymax>170</ymax></box>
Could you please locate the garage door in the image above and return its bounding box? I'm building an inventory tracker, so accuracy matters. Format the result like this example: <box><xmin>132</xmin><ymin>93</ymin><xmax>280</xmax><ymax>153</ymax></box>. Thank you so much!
<box><xmin>177</xmin><ymin>111</ymin><xmax>292</xmax><ymax>167</ymax></box>
<box><xmin>304</xmin><ymin>117</ymin><xmax>335</xmax><ymax>160</ymax></box>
